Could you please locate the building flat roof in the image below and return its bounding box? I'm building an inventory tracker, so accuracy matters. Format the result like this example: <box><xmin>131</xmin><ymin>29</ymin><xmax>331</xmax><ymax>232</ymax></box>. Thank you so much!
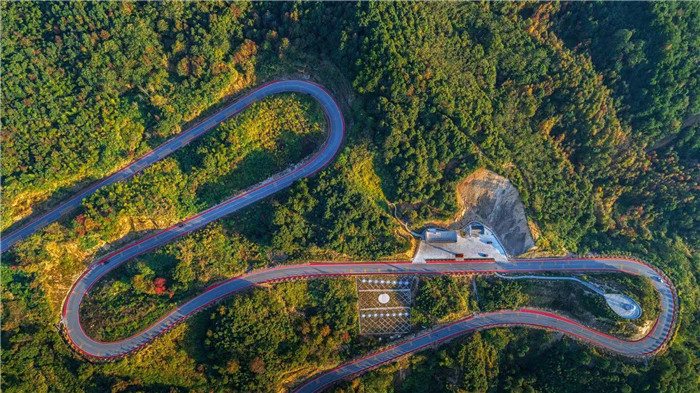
<box><xmin>423</xmin><ymin>229</ymin><xmax>458</xmax><ymax>243</ymax></box>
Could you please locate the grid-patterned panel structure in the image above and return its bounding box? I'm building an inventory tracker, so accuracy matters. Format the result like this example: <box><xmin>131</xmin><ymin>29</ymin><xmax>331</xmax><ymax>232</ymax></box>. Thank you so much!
<box><xmin>357</xmin><ymin>276</ymin><xmax>416</xmax><ymax>335</ymax></box>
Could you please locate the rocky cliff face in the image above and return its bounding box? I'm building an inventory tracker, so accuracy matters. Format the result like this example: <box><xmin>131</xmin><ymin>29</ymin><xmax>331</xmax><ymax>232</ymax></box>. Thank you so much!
<box><xmin>453</xmin><ymin>169</ymin><xmax>535</xmax><ymax>256</ymax></box>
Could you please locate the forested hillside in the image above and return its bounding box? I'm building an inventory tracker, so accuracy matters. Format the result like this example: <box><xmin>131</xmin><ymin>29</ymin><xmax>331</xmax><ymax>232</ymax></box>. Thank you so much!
<box><xmin>554</xmin><ymin>2</ymin><xmax>700</xmax><ymax>145</ymax></box>
<box><xmin>2</xmin><ymin>2</ymin><xmax>699</xmax><ymax>393</ymax></box>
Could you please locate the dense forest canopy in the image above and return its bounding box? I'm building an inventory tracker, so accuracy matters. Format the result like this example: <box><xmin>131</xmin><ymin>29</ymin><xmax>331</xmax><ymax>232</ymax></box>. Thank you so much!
<box><xmin>2</xmin><ymin>2</ymin><xmax>699</xmax><ymax>393</ymax></box>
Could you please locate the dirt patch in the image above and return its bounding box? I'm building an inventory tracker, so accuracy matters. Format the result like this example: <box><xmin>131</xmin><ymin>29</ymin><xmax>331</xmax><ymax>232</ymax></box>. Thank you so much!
<box><xmin>453</xmin><ymin>169</ymin><xmax>534</xmax><ymax>256</ymax></box>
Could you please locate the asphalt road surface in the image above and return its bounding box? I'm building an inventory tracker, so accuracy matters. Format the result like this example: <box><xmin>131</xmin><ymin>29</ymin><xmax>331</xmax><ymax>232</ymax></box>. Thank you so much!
<box><xmin>62</xmin><ymin>257</ymin><xmax>676</xmax><ymax>390</ymax></box>
<box><xmin>294</xmin><ymin>258</ymin><xmax>676</xmax><ymax>392</ymax></box>
<box><xmin>1</xmin><ymin>80</ymin><xmax>344</xmax><ymax>253</ymax></box>
<box><xmin>8</xmin><ymin>80</ymin><xmax>676</xmax><ymax>392</ymax></box>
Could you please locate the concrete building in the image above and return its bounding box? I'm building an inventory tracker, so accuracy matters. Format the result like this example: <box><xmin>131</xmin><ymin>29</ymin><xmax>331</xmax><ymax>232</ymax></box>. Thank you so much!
<box><xmin>422</xmin><ymin>228</ymin><xmax>458</xmax><ymax>243</ymax></box>
<box><xmin>413</xmin><ymin>223</ymin><xmax>508</xmax><ymax>264</ymax></box>
<box><xmin>468</xmin><ymin>223</ymin><xmax>485</xmax><ymax>236</ymax></box>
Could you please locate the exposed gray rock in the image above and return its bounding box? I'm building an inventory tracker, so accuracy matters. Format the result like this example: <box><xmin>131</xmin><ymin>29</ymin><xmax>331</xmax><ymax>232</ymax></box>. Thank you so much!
<box><xmin>452</xmin><ymin>169</ymin><xmax>535</xmax><ymax>256</ymax></box>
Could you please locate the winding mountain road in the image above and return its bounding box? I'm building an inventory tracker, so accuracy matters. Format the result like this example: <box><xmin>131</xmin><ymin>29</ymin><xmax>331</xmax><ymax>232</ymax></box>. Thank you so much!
<box><xmin>3</xmin><ymin>80</ymin><xmax>677</xmax><ymax>393</ymax></box>
<box><xmin>63</xmin><ymin>257</ymin><xmax>676</xmax><ymax>392</ymax></box>
<box><xmin>0</xmin><ymin>80</ymin><xmax>343</xmax><ymax>253</ymax></box>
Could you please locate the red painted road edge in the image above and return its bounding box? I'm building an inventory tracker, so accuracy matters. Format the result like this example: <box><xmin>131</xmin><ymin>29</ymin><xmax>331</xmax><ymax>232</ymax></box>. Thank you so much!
<box><xmin>50</xmin><ymin>80</ymin><xmax>677</xmax><ymax>393</ymax></box>
<box><xmin>294</xmin><ymin>258</ymin><xmax>677</xmax><ymax>392</ymax></box>
<box><xmin>60</xmin><ymin>79</ymin><xmax>346</xmax><ymax>359</ymax></box>
<box><xmin>64</xmin><ymin>257</ymin><xmax>676</xmax><ymax>364</ymax></box>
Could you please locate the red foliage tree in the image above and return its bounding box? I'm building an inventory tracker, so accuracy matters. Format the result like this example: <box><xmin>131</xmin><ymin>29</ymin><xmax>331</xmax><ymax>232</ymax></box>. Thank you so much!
<box><xmin>250</xmin><ymin>357</ymin><xmax>266</xmax><ymax>374</ymax></box>
<box><xmin>154</xmin><ymin>277</ymin><xmax>167</xmax><ymax>294</ymax></box>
